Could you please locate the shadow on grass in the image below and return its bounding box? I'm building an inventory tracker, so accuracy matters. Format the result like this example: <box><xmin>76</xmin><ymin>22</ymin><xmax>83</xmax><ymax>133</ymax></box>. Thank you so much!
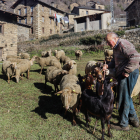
<box><xmin>34</xmin><ymin>82</ymin><xmax>53</xmax><ymax>94</ymax></box>
<box><xmin>0</xmin><ymin>74</ymin><xmax>16</xmax><ymax>83</ymax></box>
<box><xmin>30</xmin><ymin>69</ymin><xmax>46</xmax><ymax>75</ymax></box>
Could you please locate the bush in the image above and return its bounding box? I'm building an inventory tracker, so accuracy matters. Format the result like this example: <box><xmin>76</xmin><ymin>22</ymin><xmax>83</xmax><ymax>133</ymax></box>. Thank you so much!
<box><xmin>115</xmin><ymin>30</ymin><xmax>125</xmax><ymax>36</ymax></box>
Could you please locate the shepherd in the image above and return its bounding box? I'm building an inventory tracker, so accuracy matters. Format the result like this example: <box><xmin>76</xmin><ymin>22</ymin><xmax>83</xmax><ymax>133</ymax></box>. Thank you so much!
<box><xmin>103</xmin><ymin>32</ymin><xmax>140</xmax><ymax>131</ymax></box>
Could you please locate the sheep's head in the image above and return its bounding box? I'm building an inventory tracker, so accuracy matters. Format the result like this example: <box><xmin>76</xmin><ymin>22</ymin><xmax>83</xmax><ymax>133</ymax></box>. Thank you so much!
<box><xmin>59</xmin><ymin>70</ymin><xmax>69</xmax><ymax>75</ymax></box>
<box><xmin>66</xmin><ymin>60</ymin><xmax>77</xmax><ymax>70</ymax></box>
<box><xmin>41</xmin><ymin>51</ymin><xmax>46</xmax><ymax>57</ymax></box>
<box><xmin>55</xmin><ymin>87</ymin><xmax>78</xmax><ymax>110</ymax></box>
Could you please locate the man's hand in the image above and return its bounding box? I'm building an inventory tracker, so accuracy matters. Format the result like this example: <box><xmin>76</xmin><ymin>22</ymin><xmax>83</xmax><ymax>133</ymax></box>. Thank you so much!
<box><xmin>103</xmin><ymin>64</ymin><xmax>108</xmax><ymax>71</ymax></box>
<box><xmin>122</xmin><ymin>72</ymin><xmax>129</xmax><ymax>78</ymax></box>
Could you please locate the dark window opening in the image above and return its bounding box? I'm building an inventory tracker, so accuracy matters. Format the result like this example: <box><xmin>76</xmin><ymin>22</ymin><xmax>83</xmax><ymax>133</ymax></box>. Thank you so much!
<box><xmin>50</xmin><ymin>29</ymin><xmax>52</xmax><ymax>34</ymax></box>
<box><xmin>42</xmin><ymin>27</ymin><xmax>44</xmax><ymax>34</ymax></box>
<box><xmin>31</xmin><ymin>28</ymin><xmax>33</xmax><ymax>34</ymax></box>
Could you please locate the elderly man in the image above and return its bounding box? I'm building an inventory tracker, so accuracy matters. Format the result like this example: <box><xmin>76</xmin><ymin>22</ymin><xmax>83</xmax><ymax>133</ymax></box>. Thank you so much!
<box><xmin>103</xmin><ymin>32</ymin><xmax>140</xmax><ymax>130</ymax></box>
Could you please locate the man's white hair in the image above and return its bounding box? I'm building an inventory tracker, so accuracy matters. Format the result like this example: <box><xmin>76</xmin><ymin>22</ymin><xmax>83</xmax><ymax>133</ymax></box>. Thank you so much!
<box><xmin>106</xmin><ymin>32</ymin><xmax>118</xmax><ymax>40</ymax></box>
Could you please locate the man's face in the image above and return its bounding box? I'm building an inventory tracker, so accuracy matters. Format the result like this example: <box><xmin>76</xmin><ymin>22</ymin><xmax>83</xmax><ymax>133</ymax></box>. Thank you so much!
<box><xmin>106</xmin><ymin>37</ymin><xmax>117</xmax><ymax>49</ymax></box>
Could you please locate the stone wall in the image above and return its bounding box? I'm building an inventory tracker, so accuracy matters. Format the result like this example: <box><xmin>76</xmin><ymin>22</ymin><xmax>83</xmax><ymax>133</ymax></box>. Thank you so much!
<box><xmin>17</xmin><ymin>25</ymin><xmax>30</xmax><ymax>42</ymax></box>
<box><xmin>0</xmin><ymin>15</ymin><xmax>17</xmax><ymax>60</ymax></box>
<box><xmin>17</xmin><ymin>28</ymin><xmax>140</xmax><ymax>53</ymax></box>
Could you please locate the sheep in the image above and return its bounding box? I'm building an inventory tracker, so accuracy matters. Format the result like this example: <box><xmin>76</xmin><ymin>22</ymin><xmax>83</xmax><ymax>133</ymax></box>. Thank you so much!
<box><xmin>49</xmin><ymin>59</ymin><xmax>62</xmax><ymax>69</ymax></box>
<box><xmin>60</xmin><ymin>55</ymin><xmax>71</xmax><ymax>65</ymax></box>
<box><xmin>104</xmin><ymin>49</ymin><xmax>113</xmax><ymax>57</ymax></box>
<box><xmin>2</xmin><ymin>61</ymin><xmax>17</xmax><ymax>83</ymax></box>
<box><xmin>12</xmin><ymin>58</ymin><xmax>34</xmax><ymax>83</ymax></box>
<box><xmin>35</xmin><ymin>56</ymin><xmax>59</xmax><ymax>74</ymax></box>
<box><xmin>19</xmin><ymin>53</ymin><xmax>30</xmax><ymax>59</ymax></box>
<box><xmin>82</xmin><ymin>78</ymin><xmax>118</xmax><ymax>140</ymax></box>
<box><xmin>41</xmin><ymin>49</ymin><xmax>52</xmax><ymax>57</ymax></box>
<box><xmin>55</xmin><ymin>74</ymin><xmax>82</xmax><ymax>126</ymax></box>
<box><xmin>85</xmin><ymin>61</ymin><xmax>103</xmax><ymax>74</ymax></box>
<box><xmin>104</xmin><ymin>49</ymin><xmax>113</xmax><ymax>64</ymax></box>
<box><xmin>6</xmin><ymin>55</ymin><xmax>20</xmax><ymax>60</ymax></box>
<box><xmin>54</xmin><ymin>50</ymin><xmax>65</xmax><ymax>59</ymax></box>
<box><xmin>75</xmin><ymin>50</ymin><xmax>83</xmax><ymax>60</ymax></box>
<box><xmin>45</xmin><ymin>66</ymin><xmax>68</xmax><ymax>92</ymax></box>
<box><xmin>62</xmin><ymin>60</ymin><xmax>77</xmax><ymax>75</ymax></box>
<box><xmin>6</xmin><ymin>58</ymin><xmax>28</xmax><ymax>64</ymax></box>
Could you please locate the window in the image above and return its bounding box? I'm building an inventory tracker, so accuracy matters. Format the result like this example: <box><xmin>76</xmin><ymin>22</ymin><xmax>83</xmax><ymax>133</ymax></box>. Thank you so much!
<box><xmin>31</xmin><ymin>17</ymin><xmax>33</xmax><ymax>24</ymax></box>
<box><xmin>98</xmin><ymin>6</ymin><xmax>100</xmax><ymax>9</ymax></box>
<box><xmin>18</xmin><ymin>19</ymin><xmax>21</xmax><ymax>23</ymax></box>
<box><xmin>86</xmin><ymin>11</ymin><xmax>88</xmax><ymax>15</ymax></box>
<box><xmin>42</xmin><ymin>16</ymin><xmax>44</xmax><ymax>22</ymax></box>
<box><xmin>49</xmin><ymin>8</ymin><xmax>51</xmax><ymax>15</ymax></box>
<box><xmin>31</xmin><ymin>27</ymin><xmax>33</xmax><ymax>34</ymax></box>
<box><xmin>25</xmin><ymin>18</ymin><xmax>27</xmax><ymax>24</ymax></box>
<box><xmin>42</xmin><ymin>27</ymin><xmax>44</xmax><ymax>34</ymax></box>
<box><xmin>31</xmin><ymin>6</ymin><xmax>33</xmax><ymax>14</ymax></box>
<box><xmin>50</xmin><ymin>29</ymin><xmax>52</xmax><ymax>34</ymax></box>
<box><xmin>18</xmin><ymin>9</ymin><xmax>21</xmax><ymax>15</ymax></box>
<box><xmin>25</xmin><ymin>7</ymin><xmax>27</xmax><ymax>15</ymax></box>
<box><xmin>0</xmin><ymin>24</ymin><xmax>3</xmax><ymax>34</ymax></box>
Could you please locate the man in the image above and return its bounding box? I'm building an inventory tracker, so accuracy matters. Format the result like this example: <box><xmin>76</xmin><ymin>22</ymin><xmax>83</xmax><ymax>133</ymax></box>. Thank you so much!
<box><xmin>103</xmin><ymin>32</ymin><xmax>140</xmax><ymax>130</ymax></box>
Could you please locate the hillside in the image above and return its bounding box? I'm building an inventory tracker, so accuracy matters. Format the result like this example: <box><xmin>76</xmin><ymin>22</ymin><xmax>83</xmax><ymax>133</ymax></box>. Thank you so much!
<box><xmin>1</xmin><ymin>0</ymin><xmax>132</xmax><ymax>17</ymax></box>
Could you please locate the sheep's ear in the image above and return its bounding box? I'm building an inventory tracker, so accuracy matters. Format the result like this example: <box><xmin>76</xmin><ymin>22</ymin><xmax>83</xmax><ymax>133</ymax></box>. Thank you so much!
<box><xmin>55</xmin><ymin>91</ymin><xmax>62</xmax><ymax>95</ymax></box>
<box><xmin>73</xmin><ymin>62</ymin><xmax>76</xmax><ymax>64</ymax></box>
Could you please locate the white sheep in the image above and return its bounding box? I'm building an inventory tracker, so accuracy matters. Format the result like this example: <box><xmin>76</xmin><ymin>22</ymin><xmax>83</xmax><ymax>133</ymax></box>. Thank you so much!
<box><xmin>45</xmin><ymin>66</ymin><xmax>68</xmax><ymax>92</ymax></box>
<box><xmin>104</xmin><ymin>49</ymin><xmax>113</xmax><ymax>57</ymax></box>
<box><xmin>12</xmin><ymin>58</ymin><xmax>34</xmax><ymax>83</ymax></box>
<box><xmin>55</xmin><ymin>74</ymin><xmax>81</xmax><ymax>126</ymax></box>
<box><xmin>75</xmin><ymin>50</ymin><xmax>83</xmax><ymax>60</ymax></box>
<box><xmin>19</xmin><ymin>53</ymin><xmax>30</xmax><ymax>59</ymax></box>
<box><xmin>6</xmin><ymin>58</ymin><xmax>28</xmax><ymax>64</ymax></box>
<box><xmin>6</xmin><ymin>55</ymin><xmax>20</xmax><ymax>60</ymax></box>
<box><xmin>55</xmin><ymin>50</ymin><xmax>65</xmax><ymax>59</ymax></box>
<box><xmin>62</xmin><ymin>60</ymin><xmax>77</xmax><ymax>75</ymax></box>
<box><xmin>60</xmin><ymin>55</ymin><xmax>71</xmax><ymax>65</ymax></box>
<box><xmin>35</xmin><ymin>56</ymin><xmax>59</xmax><ymax>74</ymax></box>
<box><xmin>41</xmin><ymin>49</ymin><xmax>52</xmax><ymax>57</ymax></box>
<box><xmin>2</xmin><ymin>61</ymin><xmax>17</xmax><ymax>83</ymax></box>
<box><xmin>85</xmin><ymin>61</ymin><xmax>103</xmax><ymax>74</ymax></box>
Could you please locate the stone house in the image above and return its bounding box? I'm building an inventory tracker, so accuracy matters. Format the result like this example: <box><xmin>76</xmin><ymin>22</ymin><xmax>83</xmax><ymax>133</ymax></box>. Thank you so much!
<box><xmin>74</xmin><ymin>12</ymin><xmax>111</xmax><ymax>32</ymax></box>
<box><xmin>124</xmin><ymin>0</ymin><xmax>140</xmax><ymax>26</ymax></box>
<box><xmin>0</xmin><ymin>9</ymin><xmax>23</xmax><ymax>60</ymax></box>
<box><xmin>11</xmin><ymin>0</ymin><xmax>67</xmax><ymax>39</ymax></box>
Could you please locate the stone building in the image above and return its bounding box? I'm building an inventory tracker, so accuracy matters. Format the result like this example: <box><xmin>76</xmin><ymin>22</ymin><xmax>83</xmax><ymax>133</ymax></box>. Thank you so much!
<box><xmin>11</xmin><ymin>0</ymin><xmax>67</xmax><ymax>39</ymax></box>
<box><xmin>0</xmin><ymin>9</ymin><xmax>23</xmax><ymax>60</ymax></box>
<box><xmin>74</xmin><ymin>12</ymin><xmax>111</xmax><ymax>32</ymax></box>
<box><xmin>124</xmin><ymin>0</ymin><xmax>140</xmax><ymax>26</ymax></box>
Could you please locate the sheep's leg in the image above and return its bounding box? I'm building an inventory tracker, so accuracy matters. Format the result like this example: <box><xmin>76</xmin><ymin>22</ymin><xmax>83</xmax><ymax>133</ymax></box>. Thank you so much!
<box><xmin>93</xmin><ymin>119</ymin><xmax>98</xmax><ymax>134</ymax></box>
<box><xmin>72</xmin><ymin>108</ymin><xmax>77</xmax><ymax>126</ymax></box>
<box><xmin>107</xmin><ymin>118</ymin><xmax>112</xmax><ymax>138</ymax></box>
<box><xmin>44</xmin><ymin>79</ymin><xmax>47</xmax><ymax>88</ymax></box>
<box><xmin>85</xmin><ymin>110</ymin><xmax>90</xmax><ymax>127</ymax></box>
<box><xmin>40</xmin><ymin>67</ymin><xmax>43</xmax><ymax>74</ymax></box>
<box><xmin>27</xmin><ymin>70</ymin><xmax>29</xmax><ymax>79</ymax></box>
<box><xmin>78</xmin><ymin>99</ymin><xmax>82</xmax><ymax>113</ymax></box>
<box><xmin>101</xmin><ymin>118</ymin><xmax>105</xmax><ymax>140</ymax></box>
<box><xmin>7</xmin><ymin>73</ymin><xmax>10</xmax><ymax>84</ymax></box>
<box><xmin>139</xmin><ymin>92</ymin><xmax>140</xmax><ymax>105</ymax></box>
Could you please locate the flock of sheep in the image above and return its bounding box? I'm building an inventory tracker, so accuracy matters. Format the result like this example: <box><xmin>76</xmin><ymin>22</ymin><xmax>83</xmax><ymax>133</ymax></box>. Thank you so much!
<box><xmin>1</xmin><ymin>49</ymin><xmax>140</xmax><ymax>140</ymax></box>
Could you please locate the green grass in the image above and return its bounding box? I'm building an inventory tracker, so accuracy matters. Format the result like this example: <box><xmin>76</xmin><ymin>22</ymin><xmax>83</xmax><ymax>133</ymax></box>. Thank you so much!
<box><xmin>0</xmin><ymin>53</ymin><xmax>140</xmax><ymax>140</ymax></box>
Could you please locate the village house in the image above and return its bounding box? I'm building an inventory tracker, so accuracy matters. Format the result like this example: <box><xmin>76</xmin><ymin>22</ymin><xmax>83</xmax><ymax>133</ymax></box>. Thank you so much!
<box><xmin>69</xmin><ymin>1</ymin><xmax>111</xmax><ymax>32</ymax></box>
<box><xmin>11</xmin><ymin>0</ymin><xmax>68</xmax><ymax>39</ymax></box>
<box><xmin>124</xmin><ymin>0</ymin><xmax>140</xmax><ymax>26</ymax></box>
<box><xmin>0</xmin><ymin>9</ymin><xmax>24</xmax><ymax>60</ymax></box>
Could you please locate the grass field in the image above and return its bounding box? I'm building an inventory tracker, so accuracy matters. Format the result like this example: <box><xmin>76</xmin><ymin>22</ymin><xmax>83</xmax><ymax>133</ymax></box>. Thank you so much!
<box><xmin>0</xmin><ymin>52</ymin><xmax>140</xmax><ymax>140</ymax></box>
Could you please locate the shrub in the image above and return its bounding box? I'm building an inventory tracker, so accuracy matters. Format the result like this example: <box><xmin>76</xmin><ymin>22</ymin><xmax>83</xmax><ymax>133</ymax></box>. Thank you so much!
<box><xmin>115</xmin><ymin>30</ymin><xmax>125</xmax><ymax>36</ymax></box>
